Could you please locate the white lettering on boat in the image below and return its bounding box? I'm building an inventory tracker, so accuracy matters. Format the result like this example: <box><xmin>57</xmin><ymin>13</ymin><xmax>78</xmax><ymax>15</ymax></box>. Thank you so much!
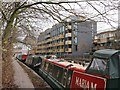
<box><xmin>75</xmin><ymin>77</ymin><xmax>97</xmax><ymax>89</ymax></box>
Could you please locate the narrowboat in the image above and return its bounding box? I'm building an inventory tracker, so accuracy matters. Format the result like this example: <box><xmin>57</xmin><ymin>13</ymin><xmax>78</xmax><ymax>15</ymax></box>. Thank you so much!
<box><xmin>38</xmin><ymin>49</ymin><xmax>120</xmax><ymax>90</ymax></box>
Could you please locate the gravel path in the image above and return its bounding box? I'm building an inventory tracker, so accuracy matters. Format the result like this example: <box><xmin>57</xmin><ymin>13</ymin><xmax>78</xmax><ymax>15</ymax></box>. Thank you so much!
<box><xmin>12</xmin><ymin>59</ymin><xmax>34</xmax><ymax>89</ymax></box>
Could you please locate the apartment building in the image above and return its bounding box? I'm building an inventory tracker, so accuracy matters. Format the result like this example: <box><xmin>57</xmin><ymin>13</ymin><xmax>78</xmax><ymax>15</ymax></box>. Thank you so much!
<box><xmin>37</xmin><ymin>15</ymin><xmax>97</xmax><ymax>58</ymax></box>
<box><xmin>93</xmin><ymin>29</ymin><xmax>120</xmax><ymax>50</ymax></box>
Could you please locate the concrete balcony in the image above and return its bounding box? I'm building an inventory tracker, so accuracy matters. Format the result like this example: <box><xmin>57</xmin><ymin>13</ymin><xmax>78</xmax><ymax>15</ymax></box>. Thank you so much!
<box><xmin>65</xmin><ymin>33</ymin><xmax>72</xmax><ymax>37</ymax></box>
<box><xmin>65</xmin><ymin>40</ymin><xmax>72</xmax><ymax>44</ymax></box>
<box><xmin>51</xmin><ymin>34</ymin><xmax>64</xmax><ymax>41</ymax></box>
<box><xmin>42</xmin><ymin>46</ymin><xmax>45</xmax><ymax>48</ymax></box>
<box><xmin>67</xmin><ymin>25</ymin><xmax>72</xmax><ymax>29</ymax></box>
<box><xmin>39</xmin><ymin>41</ymin><xmax>43</xmax><ymax>44</ymax></box>
<box><xmin>46</xmin><ymin>44</ymin><xmax>49</xmax><ymax>47</ymax></box>
<box><xmin>46</xmin><ymin>44</ymin><xmax>50</xmax><ymax>47</ymax></box>
<box><xmin>42</xmin><ymin>41</ymin><xmax>45</xmax><ymax>44</ymax></box>
<box><xmin>56</xmin><ymin>36</ymin><xmax>60</xmax><ymax>40</ymax></box>
<box><xmin>55</xmin><ymin>36</ymin><xmax>60</xmax><ymax>40</ymax></box>
<box><xmin>52</xmin><ymin>50</ymin><xmax>56</xmax><ymax>52</ymax></box>
<box><xmin>59</xmin><ymin>34</ymin><xmax>64</xmax><ymax>38</ymax></box>
<box><xmin>52</xmin><ymin>43</ymin><xmax>56</xmax><ymax>47</ymax></box>
<box><xmin>42</xmin><ymin>50</ymin><xmax>46</xmax><ymax>53</ymax></box>
<box><xmin>54</xmin><ymin>43</ymin><xmax>59</xmax><ymax>46</ymax></box>
<box><xmin>55</xmin><ymin>49</ymin><xmax>59</xmax><ymax>52</ymax></box>
<box><xmin>65</xmin><ymin>48</ymin><xmax>72</xmax><ymax>52</ymax></box>
<box><xmin>49</xmin><ymin>50</ymin><xmax>52</xmax><ymax>52</ymax></box>
<box><xmin>59</xmin><ymin>49</ymin><xmax>64</xmax><ymax>52</ymax></box>
<box><xmin>38</xmin><ymin>46</ymin><xmax>44</xmax><ymax>49</ymax></box>
<box><xmin>41</xmin><ymin>50</ymin><xmax>44</xmax><ymax>53</ymax></box>
<box><xmin>44</xmin><ymin>41</ymin><xmax>48</xmax><ymax>44</ymax></box>
<box><xmin>94</xmin><ymin>39</ymin><xmax>99</xmax><ymax>43</ymax></box>
<box><xmin>100</xmin><ymin>38</ymin><xmax>108</xmax><ymax>43</ymax></box>
<box><xmin>38</xmin><ymin>42</ymin><xmax>42</xmax><ymax>45</ymax></box>
<box><xmin>50</xmin><ymin>50</ymin><xmax>53</xmax><ymax>52</ymax></box>
<box><xmin>53</xmin><ymin>43</ymin><xmax>57</xmax><ymax>46</ymax></box>
<box><xmin>37</xmin><ymin>46</ymin><xmax>41</xmax><ymax>49</ymax></box>
<box><xmin>55</xmin><ymin>49</ymin><xmax>58</xmax><ymax>52</ymax></box>
<box><xmin>45</xmin><ymin>35</ymin><xmax>50</xmax><ymax>38</ymax></box>
<box><xmin>47</xmin><ymin>50</ymin><xmax>50</xmax><ymax>52</ymax></box>
<box><xmin>52</xmin><ymin>37</ymin><xmax>56</xmax><ymax>41</ymax></box>
<box><xmin>47</xmin><ymin>38</ymin><xmax>52</xmax><ymax>42</ymax></box>
<box><xmin>58</xmin><ymin>42</ymin><xmax>64</xmax><ymax>45</ymax></box>
<box><xmin>36</xmin><ymin>50</ymin><xmax>40</xmax><ymax>53</ymax></box>
<box><xmin>49</xmin><ymin>44</ymin><xmax>52</xmax><ymax>47</ymax></box>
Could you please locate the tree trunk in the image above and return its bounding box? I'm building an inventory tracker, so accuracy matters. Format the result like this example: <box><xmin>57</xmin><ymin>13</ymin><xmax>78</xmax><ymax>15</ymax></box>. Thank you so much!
<box><xmin>2</xmin><ymin>9</ymin><xmax>18</xmax><ymax>88</ymax></box>
<box><xmin>2</xmin><ymin>47</ymin><xmax>14</xmax><ymax>88</ymax></box>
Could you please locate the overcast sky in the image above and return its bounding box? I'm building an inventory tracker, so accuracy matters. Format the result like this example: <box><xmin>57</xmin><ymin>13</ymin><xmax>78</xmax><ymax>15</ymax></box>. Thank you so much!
<box><xmin>34</xmin><ymin>0</ymin><xmax>119</xmax><ymax>34</ymax></box>
<box><xmin>12</xmin><ymin>0</ymin><xmax>119</xmax><ymax>49</ymax></box>
<box><xmin>18</xmin><ymin>0</ymin><xmax>119</xmax><ymax>38</ymax></box>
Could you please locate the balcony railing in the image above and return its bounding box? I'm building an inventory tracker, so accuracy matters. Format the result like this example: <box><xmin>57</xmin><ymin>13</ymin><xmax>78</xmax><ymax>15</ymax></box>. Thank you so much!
<box><xmin>59</xmin><ymin>34</ymin><xmax>64</xmax><ymax>38</ymax></box>
<box><xmin>65</xmin><ymin>40</ymin><xmax>72</xmax><ymax>44</ymax></box>
<box><xmin>45</xmin><ymin>35</ymin><xmax>51</xmax><ymax>38</ymax></box>
<box><xmin>65</xmin><ymin>48</ymin><xmax>72</xmax><ymax>52</ymax></box>
<box><xmin>47</xmin><ymin>38</ymin><xmax>52</xmax><ymax>42</ymax></box>
<box><xmin>38</xmin><ymin>42</ymin><xmax>42</xmax><ymax>45</ymax></box>
<box><xmin>48</xmin><ymin>50</ymin><xmax>52</xmax><ymax>52</ymax></box>
<box><xmin>65</xmin><ymin>33</ymin><xmax>72</xmax><ymax>37</ymax></box>
<box><xmin>58</xmin><ymin>42</ymin><xmax>64</xmax><ymax>45</ymax></box>
<box><xmin>36</xmin><ymin>50</ymin><xmax>40</xmax><ymax>53</ymax></box>
<box><xmin>67</xmin><ymin>25</ymin><xmax>72</xmax><ymax>29</ymax></box>
<box><xmin>59</xmin><ymin>49</ymin><xmax>64</xmax><ymax>52</ymax></box>
<box><xmin>48</xmin><ymin>43</ymin><xmax>52</xmax><ymax>47</ymax></box>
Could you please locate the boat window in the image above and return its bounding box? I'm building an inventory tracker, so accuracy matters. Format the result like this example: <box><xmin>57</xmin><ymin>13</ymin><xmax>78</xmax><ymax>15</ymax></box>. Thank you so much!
<box><xmin>66</xmin><ymin>73</ymin><xmax>72</xmax><ymax>88</ymax></box>
<box><xmin>41</xmin><ymin>60</ymin><xmax>45</xmax><ymax>70</ymax></box>
<box><xmin>88</xmin><ymin>58</ymin><xmax>107</xmax><ymax>74</ymax></box>
<box><xmin>47</xmin><ymin>63</ymin><xmax>52</xmax><ymax>74</ymax></box>
<box><xmin>46</xmin><ymin>55</ymin><xmax>51</xmax><ymax>59</ymax></box>
<box><xmin>45</xmin><ymin>63</ymin><xmax>49</xmax><ymax>71</ymax></box>
<box><xmin>51</xmin><ymin>55</ymin><xmax>57</xmax><ymax>59</ymax></box>
<box><xmin>32</xmin><ymin>57</ymin><xmax>38</xmax><ymax>65</ymax></box>
<box><xmin>39</xmin><ymin>57</ymin><xmax>42</xmax><ymax>63</ymax></box>
<box><xmin>52</xmin><ymin>65</ymin><xmax>58</xmax><ymax>78</ymax></box>
<box><xmin>42</xmin><ymin>61</ymin><xmax>49</xmax><ymax>72</ymax></box>
<box><xmin>56</xmin><ymin>68</ymin><xmax>64</xmax><ymax>83</ymax></box>
<box><xmin>61</xmin><ymin>69</ymin><xmax>67</xmax><ymax>87</ymax></box>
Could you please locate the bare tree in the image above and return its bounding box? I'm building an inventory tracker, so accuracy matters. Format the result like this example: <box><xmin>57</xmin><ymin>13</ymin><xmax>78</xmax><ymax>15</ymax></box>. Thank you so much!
<box><xmin>0</xmin><ymin>0</ymin><xmax>119</xmax><ymax>88</ymax></box>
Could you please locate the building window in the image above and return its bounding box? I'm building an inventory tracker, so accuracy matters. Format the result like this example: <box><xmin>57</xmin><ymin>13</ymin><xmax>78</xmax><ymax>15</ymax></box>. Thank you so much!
<box><xmin>75</xmin><ymin>45</ymin><xmax>77</xmax><ymax>51</ymax></box>
<box><xmin>73</xmin><ymin>23</ymin><xmax>77</xmax><ymax>29</ymax></box>
<box><xmin>59</xmin><ymin>26</ymin><xmax>65</xmax><ymax>35</ymax></box>
<box><xmin>74</xmin><ymin>37</ymin><xmax>77</xmax><ymax>44</ymax></box>
<box><xmin>91</xmin><ymin>23</ymin><xmax>94</xmax><ymax>29</ymax></box>
<box><xmin>69</xmin><ymin>45</ymin><xmax>72</xmax><ymax>48</ymax></box>
<box><xmin>69</xmin><ymin>23</ymin><xmax>71</xmax><ymax>25</ymax></box>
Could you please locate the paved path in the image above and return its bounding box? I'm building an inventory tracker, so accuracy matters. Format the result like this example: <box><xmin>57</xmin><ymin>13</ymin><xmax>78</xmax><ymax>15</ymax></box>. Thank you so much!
<box><xmin>0</xmin><ymin>61</ymin><xmax>2</xmax><ymax>90</ymax></box>
<box><xmin>12</xmin><ymin>59</ymin><xmax>34</xmax><ymax>89</ymax></box>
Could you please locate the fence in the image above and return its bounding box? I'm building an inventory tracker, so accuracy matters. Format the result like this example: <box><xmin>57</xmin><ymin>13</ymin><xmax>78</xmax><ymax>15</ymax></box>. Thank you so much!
<box><xmin>61</xmin><ymin>54</ymin><xmax>92</xmax><ymax>63</ymax></box>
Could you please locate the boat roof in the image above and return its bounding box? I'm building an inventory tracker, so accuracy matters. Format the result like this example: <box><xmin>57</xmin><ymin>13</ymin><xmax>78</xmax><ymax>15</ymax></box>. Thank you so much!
<box><xmin>41</xmin><ymin>56</ymin><xmax>88</xmax><ymax>70</ymax></box>
<box><xmin>93</xmin><ymin>49</ymin><xmax>120</xmax><ymax>59</ymax></box>
<box><xmin>54</xmin><ymin>60</ymin><xmax>88</xmax><ymax>70</ymax></box>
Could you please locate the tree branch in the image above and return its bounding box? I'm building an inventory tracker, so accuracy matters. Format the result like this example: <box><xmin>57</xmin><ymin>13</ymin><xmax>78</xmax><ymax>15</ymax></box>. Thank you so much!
<box><xmin>0</xmin><ymin>8</ymin><xmax>8</xmax><ymax>21</ymax></box>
